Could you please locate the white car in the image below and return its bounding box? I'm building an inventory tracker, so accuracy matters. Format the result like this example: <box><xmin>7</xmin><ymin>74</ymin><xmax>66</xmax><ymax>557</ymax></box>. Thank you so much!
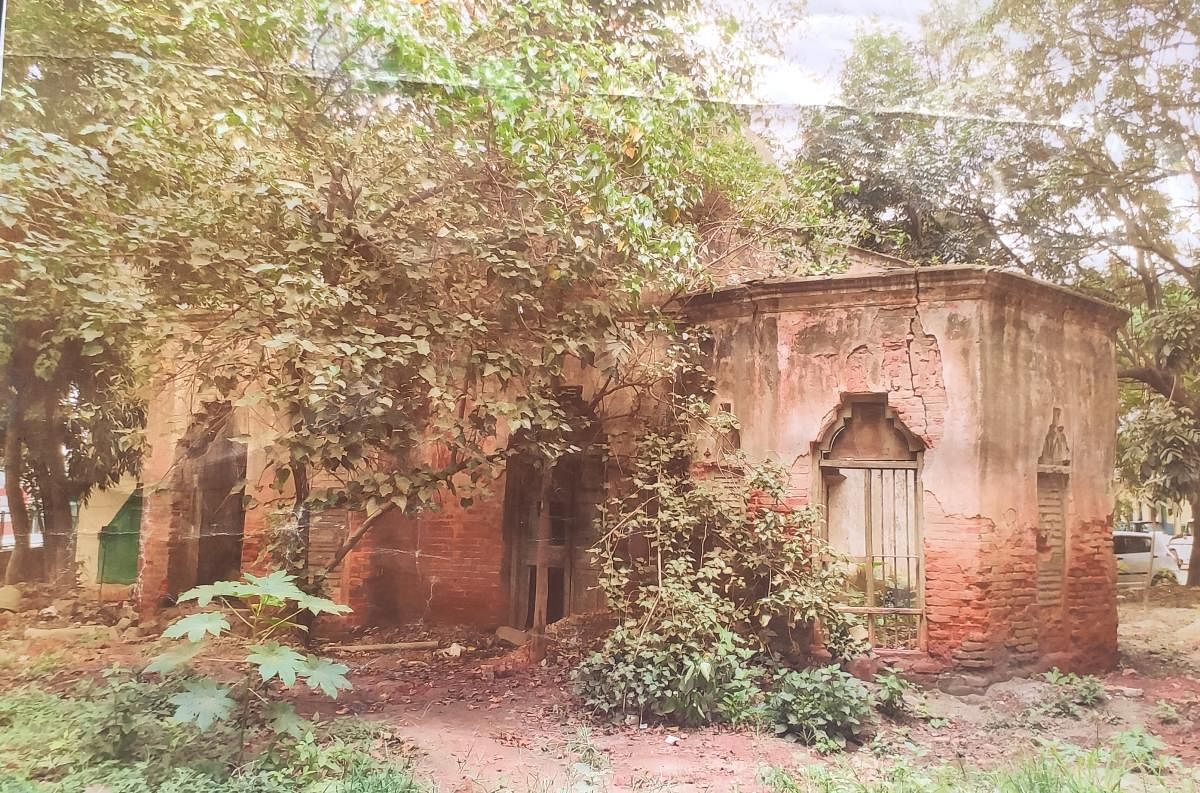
<box><xmin>1169</xmin><ymin>535</ymin><xmax>1193</xmax><ymax>584</ymax></box>
<box><xmin>1113</xmin><ymin>531</ymin><xmax>1180</xmax><ymax>586</ymax></box>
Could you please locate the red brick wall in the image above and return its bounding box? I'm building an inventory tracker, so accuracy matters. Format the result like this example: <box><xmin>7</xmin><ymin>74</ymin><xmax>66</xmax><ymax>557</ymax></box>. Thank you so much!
<box><xmin>328</xmin><ymin>482</ymin><xmax>509</xmax><ymax>627</ymax></box>
<box><xmin>1062</xmin><ymin>518</ymin><xmax>1119</xmax><ymax>672</ymax></box>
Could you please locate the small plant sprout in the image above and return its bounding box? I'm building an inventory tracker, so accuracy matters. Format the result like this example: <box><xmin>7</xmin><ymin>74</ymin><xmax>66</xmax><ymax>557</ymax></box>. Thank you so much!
<box><xmin>1153</xmin><ymin>699</ymin><xmax>1180</xmax><ymax>725</ymax></box>
<box><xmin>147</xmin><ymin>571</ymin><xmax>353</xmax><ymax>737</ymax></box>
<box><xmin>1041</xmin><ymin>668</ymin><xmax>1105</xmax><ymax>717</ymax></box>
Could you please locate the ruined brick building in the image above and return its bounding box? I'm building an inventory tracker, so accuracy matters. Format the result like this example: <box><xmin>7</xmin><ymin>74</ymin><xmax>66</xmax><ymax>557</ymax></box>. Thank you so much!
<box><xmin>131</xmin><ymin>253</ymin><xmax>1127</xmax><ymax>688</ymax></box>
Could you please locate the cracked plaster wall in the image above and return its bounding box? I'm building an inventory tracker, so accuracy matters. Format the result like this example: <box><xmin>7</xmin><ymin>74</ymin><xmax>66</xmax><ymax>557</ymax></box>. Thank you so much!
<box><xmin>699</xmin><ymin>271</ymin><xmax>1120</xmax><ymax>687</ymax></box>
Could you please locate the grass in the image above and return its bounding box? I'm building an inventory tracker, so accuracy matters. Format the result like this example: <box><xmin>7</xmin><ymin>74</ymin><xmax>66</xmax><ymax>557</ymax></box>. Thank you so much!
<box><xmin>760</xmin><ymin>738</ymin><xmax>1190</xmax><ymax>793</ymax></box>
<box><xmin>0</xmin><ymin>674</ymin><xmax>425</xmax><ymax>793</ymax></box>
<box><xmin>0</xmin><ymin>649</ymin><xmax>69</xmax><ymax>681</ymax></box>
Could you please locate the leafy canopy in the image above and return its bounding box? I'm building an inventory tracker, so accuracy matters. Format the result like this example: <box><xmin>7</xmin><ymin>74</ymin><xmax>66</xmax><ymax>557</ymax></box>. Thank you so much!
<box><xmin>4</xmin><ymin>0</ymin><xmax>856</xmax><ymax>579</ymax></box>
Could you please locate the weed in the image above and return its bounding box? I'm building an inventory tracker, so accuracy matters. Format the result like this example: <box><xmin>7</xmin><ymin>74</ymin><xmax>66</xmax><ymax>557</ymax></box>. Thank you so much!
<box><xmin>1153</xmin><ymin>699</ymin><xmax>1180</xmax><ymax>724</ymax></box>
<box><xmin>867</xmin><ymin>728</ymin><xmax>927</xmax><ymax>759</ymax></box>
<box><xmin>1040</xmin><ymin>668</ymin><xmax>1106</xmax><ymax>718</ymax></box>
<box><xmin>873</xmin><ymin>669</ymin><xmax>914</xmax><ymax>718</ymax></box>
<box><xmin>769</xmin><ymin>665</ymin><xmax>871</xmax><ymax>749</ymax></box>
<box><xmin>564</xmin><ymin>727</ymin><xmax>610</xmax><ymax>771</ymax></box>
<box><xmin>1108</xmin><ymin>728</ymin><xmax>1177</xmax><ymax>775</ymax></box>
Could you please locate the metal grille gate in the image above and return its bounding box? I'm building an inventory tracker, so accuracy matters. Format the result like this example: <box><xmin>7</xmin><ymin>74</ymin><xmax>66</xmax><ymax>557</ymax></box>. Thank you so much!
<box><xmin>840</xmin><ymin>466</ymin><xmax>922</xmax><ymax>649</ymax></box>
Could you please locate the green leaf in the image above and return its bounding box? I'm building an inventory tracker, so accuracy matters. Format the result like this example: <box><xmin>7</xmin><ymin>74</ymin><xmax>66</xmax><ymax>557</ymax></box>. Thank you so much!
<box><xmin>264</xmin><ymin>701</ymin><xmax>312</xmax><ymax>738</ymax></box>
<box><xmin>177</xmin><ymin>580</ymin><xmax>248</xmax><ymax>606</ymax></box>
<box><xmin>294</xmin><ymin>592</ymin><xmax>353</xmax><ymax>616</ymax></box>
<box><xmin>163</xmin><ymin>611</ymin><xmax>229</xmax><ymax>643</ymax></box>
<box><xmin>299</xmin><ymin>656</ymin><xmax>352</xmax><ymax>699</ymax></box>
<box><xmin>247</xmin><ymin>641</ymin><xmax>306</xmax><ymax>686</ymax></box>
<box><xmin>241</xmin><ymin>570</ymin><xmax>307</xmax><ymax>602</ymax></box>
<box><xmin>145</xmin><ymin>641</ymin><xmax>204</xmax><ymax>674</ymax></box>
<box><xmin>169</xmin><ymin>679</ymin><xmax>234</xmax><ymax>729</ymax></box>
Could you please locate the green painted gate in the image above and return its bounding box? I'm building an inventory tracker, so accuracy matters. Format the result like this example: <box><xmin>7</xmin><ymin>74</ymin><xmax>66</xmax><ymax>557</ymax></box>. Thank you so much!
<box><xmin>97</xmin><ymin>487</ymin><xmax>142</xmax><ymax>584</ymax></box>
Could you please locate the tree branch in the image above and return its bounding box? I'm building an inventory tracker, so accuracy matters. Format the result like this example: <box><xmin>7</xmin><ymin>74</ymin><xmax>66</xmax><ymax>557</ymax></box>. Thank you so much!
<box><xmin>1119</xmin><ymin>366</ymin><xmax>1192</xmax><ymax>409</ymax></box>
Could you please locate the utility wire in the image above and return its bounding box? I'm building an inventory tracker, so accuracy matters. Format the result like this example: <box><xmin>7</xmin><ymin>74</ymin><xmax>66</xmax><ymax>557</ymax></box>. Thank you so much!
<box><xmin>4</xmin><ymin>48</ymin><xmax>1070</xmax><ymax>130</ymax></box>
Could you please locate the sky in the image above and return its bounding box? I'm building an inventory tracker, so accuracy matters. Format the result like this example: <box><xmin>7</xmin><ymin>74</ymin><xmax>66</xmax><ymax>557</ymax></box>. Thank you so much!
<box><xmin>753</xmin><ymin>0</ymin><xmax>931</xmax><ymax>105</ymax></box>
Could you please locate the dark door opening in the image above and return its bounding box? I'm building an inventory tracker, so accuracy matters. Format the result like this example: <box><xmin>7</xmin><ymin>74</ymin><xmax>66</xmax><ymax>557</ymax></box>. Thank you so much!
<box><xmin>194</xmin><ymin>433</ymin><xmax>247</xmax><ymax>586</ymax></box>
<box><xmin>167</xmin><ymin>406</ymin><xmax>248</xmax><ymax>597</ymax></box>
<box><xmin>503</xmin><ymin>451</ymin><xmax>603</xmax><ymax>630</ymax></box>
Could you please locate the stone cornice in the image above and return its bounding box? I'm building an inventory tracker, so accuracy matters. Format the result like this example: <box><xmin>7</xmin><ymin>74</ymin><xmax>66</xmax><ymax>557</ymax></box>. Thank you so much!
<box><xmin>684</xmin><ymin>265</ymin><xmax>1130</xmax><ymax>332</ymax></box>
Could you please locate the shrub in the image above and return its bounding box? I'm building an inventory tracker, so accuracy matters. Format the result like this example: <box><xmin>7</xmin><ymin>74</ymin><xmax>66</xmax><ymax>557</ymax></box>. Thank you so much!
<box><xmin>148</xmin><ymin>570</ymin><xmax>352</xmax><ymax>740</ymax></box>
<box><xmin>769</xmin><ymin>665</ymin><xmax>871</xmax><ymax>749</ymax></box>
<box><xmin>575</xmin><ymin>431</ymin><xmax>865</xmax><ymax>726</ymax></box>
<box><xmin>576</xmin><ymin>626</ymin><xmax>765</xmax><ymax>726</ymax></box>
<box><xmin>873</xmin><ymin>669</ymin><xmax>914</xmax><ymax>719</ymax></box>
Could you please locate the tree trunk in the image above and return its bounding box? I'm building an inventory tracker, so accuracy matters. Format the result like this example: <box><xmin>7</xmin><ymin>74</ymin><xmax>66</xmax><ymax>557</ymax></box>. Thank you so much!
<box><xmin>3</xmin><ymin>426</ymin><xmax>33</xmax><ymax>585</ymax></box>
<box><xmin>528</xmin><ymin>463</ymin><xmax>553</xmax><ymax>663</ymax></box>
<box><xmin>33</xmin><ymin>396</ymin><xmax>76</xmax><ymax>585</ymax></box>
<box><xmin>1187</xmin><ymin>488</ymin><xmax>1200</xmax><ymax>587</ymax></box>
<box><xmin>37</xmin><ymin>462</ymin><xmax>74</xmax><ymax>585</ymax></box>
<box><xmin>289</xmin><ymin>463</ymin><xmax>317</xmax><ymax>645</ymax></box>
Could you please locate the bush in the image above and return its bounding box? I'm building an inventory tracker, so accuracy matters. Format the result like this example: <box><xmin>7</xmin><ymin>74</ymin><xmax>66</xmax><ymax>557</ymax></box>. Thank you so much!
<box><xmin>769</xmin><ymin>665</ymin><xmax>871</xmax><ymax>750</ymax></box>
<box><xmin>576</xmin><ymin>626</ymin><xmax>766</xmax><ymax>726</ymax></box>
<box><xmin>575</xmin><ymin>431</ymin><xmax>865</xmax><ymax>726</ymax></box>
<box><xmin>873</xmin><ymin>669</ymin><xmax>914</xmax><ymax>719</ymax></box>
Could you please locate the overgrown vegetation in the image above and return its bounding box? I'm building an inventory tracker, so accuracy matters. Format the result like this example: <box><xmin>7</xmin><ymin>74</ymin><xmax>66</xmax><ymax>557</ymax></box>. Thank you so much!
<box><xmin>0</xmin><ymin>677</ymin><xmax>420</xmax><ymax>793</ymax></box>
<box><xmin>1</xmin><ymin>0</ymin><xmax>863</xmax><ymax>585</ymax></box>
<box><xmin>769</xmin><ymin>666</ymin><xmax>872</xmax><ymax>752</ymax></box>
<box><xmin>147</xmin><ymin>571</ymin><xmax>352</xmax><ymax>743</ymax></box>
<box><xmin>761</xmin><ymin>734</ymin><xmax>1183</xmax><ymax>792</ymax></box>
<box><xmin>576</xmin><ymin>430</ymin><xmax>867</xmax><ymax>728</ymax></box>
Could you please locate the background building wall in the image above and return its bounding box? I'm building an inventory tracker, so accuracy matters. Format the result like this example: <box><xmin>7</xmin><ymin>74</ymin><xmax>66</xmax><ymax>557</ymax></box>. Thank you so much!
<box><xmin>693</xmin><ymin>268</ymin><xmax>1123</xmax><ymax>685</ymax></box>
<box><xmin>75</xmin><ymin>473</ymin><xmax>140</xmax><ymax>584</ymax></box>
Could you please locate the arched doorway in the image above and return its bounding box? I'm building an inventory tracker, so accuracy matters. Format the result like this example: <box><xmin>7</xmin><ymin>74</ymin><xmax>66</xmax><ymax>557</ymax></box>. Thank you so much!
<box><xmin>818</xmin><ymin>396</ymin><xmax>925</xmax><ymax>650</ymax></box>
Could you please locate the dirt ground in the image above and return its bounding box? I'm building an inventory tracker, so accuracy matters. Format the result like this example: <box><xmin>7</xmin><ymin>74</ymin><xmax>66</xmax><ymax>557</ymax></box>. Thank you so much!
<box><xmin>4</xmin><ymin>589</ymin><xmax>1200</xmax><ymax>791</ymax></box>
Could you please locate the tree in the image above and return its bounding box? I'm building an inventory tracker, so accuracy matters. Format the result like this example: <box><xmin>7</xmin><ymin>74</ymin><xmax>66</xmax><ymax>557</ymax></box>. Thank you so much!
<box><xmin>799</xmin><ymin>27</ymin><xmax>1041</xmax><ymax>266</ymax></box>
<box><xmin>3</xmin><ymin>0</ymin><xmax>853</xmax><ymax>593</ymax></box>
<box><xmin>1</xmin><ymin>128</ymin><xmax>151</xmax><ymax>583</ymax></box>
<box><xmin>801</xmin><ymin>1</ymin><xmax>1200</xmax><ymax>582</ymax></box>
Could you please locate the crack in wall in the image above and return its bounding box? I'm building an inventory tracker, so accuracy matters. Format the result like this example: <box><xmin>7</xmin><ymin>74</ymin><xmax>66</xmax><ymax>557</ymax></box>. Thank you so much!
<box><xmin>903</xmin><ymin>270</ymin><xmax>945</xmax><ymax>443</ymax></box>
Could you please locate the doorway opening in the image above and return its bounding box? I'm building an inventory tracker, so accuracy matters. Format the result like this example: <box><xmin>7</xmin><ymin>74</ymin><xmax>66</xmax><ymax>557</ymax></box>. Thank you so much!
<box><xmin>166</xmin><ymin>403</ymin><xmax>247</xmax><ymax>596</ymax></box>
<box><xmin>503</xmin><ymin>449</ymin><xmax>606</xmax><ymax>629</ymax></box>
<box><xmin>501</xmin><ymin>392</ymin><xmax>606</xmax><ymax>630</ymax></box>
<box><xmin>818</xmin><ymin>396</ymin><xmax>925</xmax><ymax>650</ymax></box>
